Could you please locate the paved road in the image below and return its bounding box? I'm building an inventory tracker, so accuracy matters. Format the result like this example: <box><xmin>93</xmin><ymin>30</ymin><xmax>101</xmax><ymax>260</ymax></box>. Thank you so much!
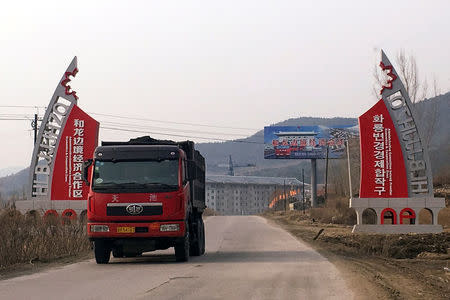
<box><xmin>0</xmin><ymin>216</ymin><xmax>353</xmax><ymax>300</ymax></box>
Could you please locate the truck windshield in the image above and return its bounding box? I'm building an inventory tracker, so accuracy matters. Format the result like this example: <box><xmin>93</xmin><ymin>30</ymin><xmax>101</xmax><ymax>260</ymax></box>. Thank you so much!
<box><xmin>92</xmin><ymin>159</ymin><xmax>179</xmax><ymax>193</ymax></box>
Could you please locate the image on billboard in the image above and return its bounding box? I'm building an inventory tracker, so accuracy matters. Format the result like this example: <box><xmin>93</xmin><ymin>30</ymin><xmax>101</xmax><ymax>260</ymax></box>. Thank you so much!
<box><xmin>264</xmin><ymin>125</ymin><xmax>359</xmax><ymax>159</ymax></box>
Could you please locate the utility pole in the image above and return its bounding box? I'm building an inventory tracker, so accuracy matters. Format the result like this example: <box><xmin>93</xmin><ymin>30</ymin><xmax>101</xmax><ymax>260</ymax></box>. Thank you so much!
<box><xmin>228</xmin><ymin>155</ymin><xmax>234</xmax><ymax>176</ymax></box>
<box><xmin>33</xmin><ymin>113</ymin><xmax>38</xmax><ymax>144</ymax></box>
<box><xmin>346</xmin><ymin>139</ymin><xmax>353</xmax><ymax>198</ymax></box>
<box><xmin>283</xmin><ymin>179</ymin><xmax>287</xmax><ymax>212</ymax></box>
<box><xmin>324</xmin><ymin>146</ymin><xmax>329</xmax><ymax>201</ymax></box>
<box><xmin>311</xmin><ymin>159</ymin><xmax>317</xmax><ymax>207</ymax></box>
<box><xmin>302</xmin><ymin>168</ymin><xmax>305</xmax><ymax>214</ymax></box>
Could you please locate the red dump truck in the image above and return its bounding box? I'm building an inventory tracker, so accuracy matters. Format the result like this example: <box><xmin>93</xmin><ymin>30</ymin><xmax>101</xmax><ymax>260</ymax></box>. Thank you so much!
<box><xmin>83</xmin><ymin>136</ymin><xmax>206</xmax><ymax>264</ymax></box>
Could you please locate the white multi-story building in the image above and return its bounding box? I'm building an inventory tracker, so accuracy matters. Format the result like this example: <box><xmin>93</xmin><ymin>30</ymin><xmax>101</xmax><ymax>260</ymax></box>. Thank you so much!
<box><xmin>206</xmin><ymin>175</ymin><xmax>303</xmax><ymax>215</ymax></box>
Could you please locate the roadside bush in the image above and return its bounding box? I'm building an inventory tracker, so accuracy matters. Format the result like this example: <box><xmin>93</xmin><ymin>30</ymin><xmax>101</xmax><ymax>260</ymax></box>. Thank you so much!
<box><xmin>433</xmin><ymin>169</ymin><xmax>450</xmax><ymax>187</ymax></box>
<box><xmin>0</xmin><ymin>209</ymin><xmax>90</xmax><ymax>270</ymax></box>
<box><xmin>265</xmin><ymin>210</ymin><xmax>450</xmax><ymax>259</ymax></box>
<box><xmin>309</xmin><ymin>196</ymin><xmax>356</xmax><ymax>225</ymax></box>
<box><xmin>321</xmin><ymin>233</ymin><xmax>449</xmax><ymax>259</ymax></box>
<box><xmin>203</xmin><ymin>207</ymin><xmax>220</xmax><ymax>216</ymax></box>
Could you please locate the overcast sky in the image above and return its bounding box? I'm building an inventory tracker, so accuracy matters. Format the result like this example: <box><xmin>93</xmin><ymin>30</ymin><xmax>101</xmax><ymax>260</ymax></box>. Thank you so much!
<box><xmin>1</xmin><ymin>0</ymin><xmax>449</xmax><ymax>169</ymax></box>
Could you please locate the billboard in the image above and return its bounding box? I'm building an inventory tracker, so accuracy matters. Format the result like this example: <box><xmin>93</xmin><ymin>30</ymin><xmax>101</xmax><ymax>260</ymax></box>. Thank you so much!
<box><xmin>264</xmin><ymin>125</ymin><xmax>358</xmax><ymax>159</ymax></box>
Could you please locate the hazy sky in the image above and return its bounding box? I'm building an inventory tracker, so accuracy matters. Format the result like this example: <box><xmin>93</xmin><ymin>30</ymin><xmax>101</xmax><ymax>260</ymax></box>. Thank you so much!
<box><xmin>1</xmin><ymin>0</ymin><xmax>449</xmax><ymax>168</ymax></box>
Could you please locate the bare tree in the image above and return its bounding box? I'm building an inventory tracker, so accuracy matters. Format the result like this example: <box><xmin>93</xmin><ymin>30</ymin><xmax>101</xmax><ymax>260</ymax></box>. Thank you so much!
<box><xmin>395</xmin><ymin>50</ymin><xmax>428</xmax><ymax>104</ymax></box>
<box><xmin>421</xmin><ymin>76</ymin><xmax>440</xmax><ymax>148</ymax></box>
<box><xmin>372</xmin><ymin>49</ymin><xmax>428</xmax><ymax>103</ymax></box>
<box><xmin>372</xmin><ymin>49</ymin><xmax>439</xmax><ymax>148</ymax></box>
<box><xmin>328</xmin><ymin>138</ymin><xmax>360</xmax><ymax>197</ymax></box>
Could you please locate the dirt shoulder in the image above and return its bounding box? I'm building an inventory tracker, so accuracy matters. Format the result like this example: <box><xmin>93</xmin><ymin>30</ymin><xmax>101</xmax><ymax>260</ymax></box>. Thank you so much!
<box><xmin>263</xmin><ymin>211</ymin><xmax>450</xmax><ymax>300</ymax></box>
<box><xmin>0</xmin><ymin>251</ymin><xmax>93</xmax><ymax>281</ymax></box>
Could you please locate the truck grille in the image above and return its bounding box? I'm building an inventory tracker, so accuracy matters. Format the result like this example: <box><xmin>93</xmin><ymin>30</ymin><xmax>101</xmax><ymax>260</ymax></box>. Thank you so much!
<box><xmin>106</xmin><ymin>203</ymin><xmax>163</xmax><ymax>216</ymax></box>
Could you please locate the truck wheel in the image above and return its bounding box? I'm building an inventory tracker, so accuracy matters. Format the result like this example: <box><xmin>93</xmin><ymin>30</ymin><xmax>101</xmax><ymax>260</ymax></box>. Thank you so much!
<box><xmin>124</xmin><ymin>252</ymin><xmax>141</xmax><ymax>258</ymax></box>
<box><xmin>200</xmin><ymin>218</ymin><xmax>205</xmax><ymax>255</ymax></box>
<box><xmin>112</xmin><ymin>247</ymin><xmax>123</xmax><ymax>258</ymax></box>
<box><xmin>175</xmin><ymin>228</ymin><xmax>189</xmax><ymax>262</ymax></box>
<box><xmin>94</xmin><ymin>240</ymin><xmax>111</xmax><ymax>264</ymax></box>
<box><xmin>190</xmin><ymin>218</ymin><xmax>202</xmax><ymax>256</ymax></box>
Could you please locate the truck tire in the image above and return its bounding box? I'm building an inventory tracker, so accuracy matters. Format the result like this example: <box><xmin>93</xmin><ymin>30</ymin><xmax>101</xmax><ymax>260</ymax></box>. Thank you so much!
<box><xmin>94</xmin><ymin>240</ymin><xmax>111</xmax><ymax>264</ymax></box>
<box><xmin>190</xmin><ymin>218</ymin><xmax>202</xmax><ymax>256</ymax></box>
<box><xmin>112</xmin><ymin>247</ymin><xmax>123</xmax><ymax>258</ymax></box>
<box><xmin>124</xmin><ymin>252</ymin><xmax>141</xmax><ymax>257</ymax></box>
<box><xmin>200</xmin><ymin>217</ymin><xmax>205</xmax><ymax>255</ymax></box>
<box><xmin>175</xmin><ymin>227</ymin><xmax>189</xmax><ymax>262</ymax></box>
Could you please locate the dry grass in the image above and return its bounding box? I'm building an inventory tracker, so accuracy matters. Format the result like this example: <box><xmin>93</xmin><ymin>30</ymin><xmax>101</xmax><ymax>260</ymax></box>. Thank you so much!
<box><xmin>0</xmin><ymin>209</ymin><xmax>91</xmax><ymax>270</ymax></box>
<box><xmin>435</xmin><ymin>184</ymin><xmax>450</xmax><ymax>227</ymax></box>
<box><xmin>264</xmin><ymin>210</ymin><xmax>450</xmax><ymax>259</ymax></box>
<box><xmin>300</xmin><ymin>186</ymin><xmax>450</xmax><ymax>227</ymax></box>
<box><xmin>203</xmin><ymin>207</ymin><xmax>220</xmax><ymax>216</ymax></box>
<box><xmin>320</xmin><ymin>231</ymin><xmax>449</xmax><ymax>259</ymax></box>
<box><xmin>309</xmin><ymin>196</ymin><xmax>356</xmax><ymax>225</ymax></box>
<box><xmin>264</xmin><ymin>187</ymin><xmax>450</xmax><ymax>259</ymax></box>
<box><xmin>434</xmin><ymin>169</ymin><xmax>450</xmax><ymax>187</ymax></box>
<box><xmin>438</xmin><ymin>208</ymin><xmax>450</xmax><ymax>227</ymax></box>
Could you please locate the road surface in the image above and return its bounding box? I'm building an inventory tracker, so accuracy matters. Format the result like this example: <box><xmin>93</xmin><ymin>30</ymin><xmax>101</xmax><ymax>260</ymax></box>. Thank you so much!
<box><xmin>0</xmin><ymin>216</ymin><xmax>353</xmax><ymax>299</ymax></box>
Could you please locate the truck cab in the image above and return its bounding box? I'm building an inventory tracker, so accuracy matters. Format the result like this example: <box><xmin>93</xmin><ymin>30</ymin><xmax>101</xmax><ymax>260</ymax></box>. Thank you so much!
<box><xmin>85</xmin><ymin>136</ymin><xmax>205</xmax><ymax>264</ymax></box>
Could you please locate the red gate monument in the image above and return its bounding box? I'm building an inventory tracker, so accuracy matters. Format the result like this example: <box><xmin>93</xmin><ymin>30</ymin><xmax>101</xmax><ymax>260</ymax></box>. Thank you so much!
<box><xmin>350</xmin><ymin>50</ymin><xmax>445</xmax><ymax>233</ymax></box>
<box><xmin>16</xmin><ymin>57</ymin><xmax>99</xmax><ymax>219</ymax></box>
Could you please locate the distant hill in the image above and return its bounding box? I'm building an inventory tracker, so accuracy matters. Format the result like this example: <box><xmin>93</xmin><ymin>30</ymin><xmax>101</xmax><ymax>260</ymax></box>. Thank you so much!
<box><xmin>1</xmin><ymin>92</ymin><xmax>449</xmax><ymax>200</ymax></box>
<box><xmin>0</xmin><ymin>167</ymin><xmax>28</xmax><ymax>202</ymax></box>
<box><xmin>198</xmin><ymin>92</ymin><xmax>449</xmax><ymax>179</ymax></box>
<box><xmin>0</xmin><ymin>166</ymin><xmax>23</xmax><ymax>177</ymax></box>
<box><xmin>197</xmin><ymin>92</ymin><xmax>450</xmax><ymax>182</ymax></box>
<box><xmin>197</xmin><ymin>117</ymin><xmax>357</xmax><ymax>165</ymax></box>
<box><xmin>414</xmin><ymin>93</ymin><xmax>450</xmax><ymax>176</ymax></box>
<box><xmin>196</xmin><ymin>117</ymin><xmax>358</xmax><ymax>178</ymax></box>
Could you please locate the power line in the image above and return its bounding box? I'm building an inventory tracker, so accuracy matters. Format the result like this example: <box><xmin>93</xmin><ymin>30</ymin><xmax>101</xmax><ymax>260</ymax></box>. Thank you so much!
<box><xmin>98</xmin><ymin>120</ymin><xmax>253</xmax><ymax>137</ymax></box>
<box><xmin>101</xmin><ymin>126</ymin><xmax>264</xmax><ymax>144</ymax></box>
<box><xmin>0</xmin><ymin>105</ymin><xmax>45</xmax><ymax>109</ymax></box>
<box><xmin>0</xmin><ymin>115</ymin><xmax>261</xmax><ymax>138</ymax></box>
<box><xmin>0</xmin><ymin>109</ymin><xmax>265</xmax><ymax>141</ymax></box>
<box><xmin>1</xmin><ymin>107</ymin><xmax>262</xmax><ymax>131</ymax></box>
<box><xmin>0</xmin><ymin>114</ymin><xmax>35</xmax><ymax>117</ymax></box>
<box><xmin>91</xmin><ymin>112</ymin><xmax>260</xmax><ymax>131</ymax></box>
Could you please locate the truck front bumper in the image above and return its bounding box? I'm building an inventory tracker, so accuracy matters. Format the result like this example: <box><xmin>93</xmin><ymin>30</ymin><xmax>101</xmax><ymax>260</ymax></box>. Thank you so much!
<box><xmin>87</xmin><ymin>221</ymin><xmax>185</xmax><ymax>238</ymax></box>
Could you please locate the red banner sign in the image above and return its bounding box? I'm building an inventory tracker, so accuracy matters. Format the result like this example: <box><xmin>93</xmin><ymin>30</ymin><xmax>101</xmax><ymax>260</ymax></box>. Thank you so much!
<box><xmin>359</xmin><ymin>99</ymin><xmax>408</xmax><ymax>198</ymax></box>
<box><xmin>51</xmin><ymin>105</ymin><xmax>99</xmax><ymax>200</ymax></box>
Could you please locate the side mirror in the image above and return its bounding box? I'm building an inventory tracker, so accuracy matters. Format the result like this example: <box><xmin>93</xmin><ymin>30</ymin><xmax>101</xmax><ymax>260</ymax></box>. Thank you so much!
<box><xmin>186</xmin><ymin>160</ymin><xmax>197</xmax><ymax>181</ymax></box>
<box><xmin>83</xmin><ymin>159</ymin><xmax>93</xmax><ymax>186</ymax></box>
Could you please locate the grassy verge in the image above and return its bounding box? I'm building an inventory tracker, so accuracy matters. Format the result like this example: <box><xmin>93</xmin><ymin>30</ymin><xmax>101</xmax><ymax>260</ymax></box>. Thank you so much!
<box><xmin>0</xmin><ymin>209</ymin><xmax>91</xmax><ymax>273</ymax></box>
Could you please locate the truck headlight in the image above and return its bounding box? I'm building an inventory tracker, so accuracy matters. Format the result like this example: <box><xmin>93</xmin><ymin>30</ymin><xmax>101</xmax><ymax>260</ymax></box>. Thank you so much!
<box><xmin>90</xmin><ymin>225</ymin><xmax>110</xmax><ymax>232</ymax></box>
<box><xmin>160</xmin><ymin>224</ymin><xmax>180</xmax><ymax>232</ymax></box>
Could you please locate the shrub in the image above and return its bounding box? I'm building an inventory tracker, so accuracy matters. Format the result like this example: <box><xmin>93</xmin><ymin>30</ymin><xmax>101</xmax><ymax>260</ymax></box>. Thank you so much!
<box><xmin>309</xmin><ymin>196</ymin><xmax>357</xmax><ymax>225</ymax></box>
<box><xmin>0</xmin><ymin>209</ymin><xmax>90</xmax><ymax>270</ymax></box>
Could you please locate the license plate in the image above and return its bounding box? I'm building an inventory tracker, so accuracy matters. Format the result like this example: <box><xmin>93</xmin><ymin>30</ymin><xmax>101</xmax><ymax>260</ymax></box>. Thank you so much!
<box><xmin>117</xmin><ymin>227</ymin><xmax>135</xmax><ymax>233</ymax></box>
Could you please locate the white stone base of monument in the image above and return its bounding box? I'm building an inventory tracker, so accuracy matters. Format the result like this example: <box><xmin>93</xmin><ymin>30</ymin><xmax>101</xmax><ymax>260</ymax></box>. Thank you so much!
<box><xmin>349</xmin><ymin>197</ymin><xmax>445</xmax><ymax>234</ymax></box>
<box><xmin>352</xmin><ymin>224</ymin><xmax>443</xmax><ymax>234</ymax></box>
<box><xmin>15</xmin><ymin>199</ymin><xmax>87</xmax><ymax>216</ymax></box>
